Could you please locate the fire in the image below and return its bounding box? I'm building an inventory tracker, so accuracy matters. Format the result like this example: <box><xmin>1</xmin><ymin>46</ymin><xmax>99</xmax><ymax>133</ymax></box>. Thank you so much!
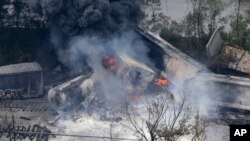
<box><xmin>154</xmin><ymin>75</ymin><xmax>168</xmax><ymax>86</ymax></box>
<box><xmin>130</xmin><ymin>94</ymin><xmax>144</xmax><ymax>101</ymax></box>
<box><xmin>102</xmin><ymin>55</ymin><xmax>118</xmax><ymax>72</ymax></box>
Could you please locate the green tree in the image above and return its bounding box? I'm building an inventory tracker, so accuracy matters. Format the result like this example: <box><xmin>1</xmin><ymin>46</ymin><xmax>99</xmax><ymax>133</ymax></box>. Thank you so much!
<box><xmin>149</xmin><ymin>13</ymin><xmax>170</xmax><ymax>33</ymax></box>
<box><xmin>236</xmin><ymin>0</ymin><xmax>242</xmax><ymax>45</ymax></box>
<box><xmin>146</xmin><ymin>0</ymin><xmax>161</xmax><ymax>26</ymax></box>
<box><xmin>140</xmin><ymin>14</ymin><xmax>170</xmax><ymax>34</ymax></box>
<box><xmin>183</xmin><ymin>12</ymin><xmax>195</xmax><ymax>37</ymax></box>
<box><xmin>0</xmin><ymin>0</ymin><xmax>8</xmax><ymax>27</ymax></box>
<box><xmin>245</xmin><ymin>3</ymin><xmax>250</xmax><ymax>23</ymax></box>
<box><xmin>190</xmin><ymin>0</ymin><xmax>208</xmax><ymax>52</ymax></box>
<box><xmin>206</xmin><ymin>0</ymin><xmax>225</xmax><ymax>34</ymax></box>
<box><xmin>229</xmin><ymin>14</ymin><xmax>248</xmax><ymax>47</ymax></box>
<box><xmin>140</xmin><ymin>0</ymin><xmax>170</xmax><ymax>33</ymax></box>
<box><xmin>159</xmin><ymin>21</ymin><xmax>183</xmax><ymax>45</ymax></box>
<box><xmin>12</xmin><ymin>0</ymin><xmax>26</xmax><ymax>28</ymax></box>
<box><xmin>128</xmin><ymin>91</ymin><xmax>207</xmax><ymax>141</ymax></box>
<box><xmin>245</xmin><ymin>4</ymin><xmax>250</xmax><ymax>50</ymax></box>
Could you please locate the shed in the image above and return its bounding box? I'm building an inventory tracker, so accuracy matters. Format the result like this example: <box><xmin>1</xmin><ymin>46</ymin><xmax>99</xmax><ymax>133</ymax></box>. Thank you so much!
<box><xmin>0</xmin><ymin>62</ymin><xmax>44</xmax><ymax>100</ymax></box>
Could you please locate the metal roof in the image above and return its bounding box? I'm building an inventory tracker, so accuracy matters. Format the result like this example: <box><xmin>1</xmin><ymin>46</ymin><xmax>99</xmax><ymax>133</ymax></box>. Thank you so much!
<box><xmin>0</xmin><ymin>62</ymin><xmax>42</xmax><ymax>76</ymax></box>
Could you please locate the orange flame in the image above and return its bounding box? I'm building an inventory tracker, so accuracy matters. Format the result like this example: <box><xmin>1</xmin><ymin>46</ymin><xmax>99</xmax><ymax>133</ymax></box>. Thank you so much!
<box><xmin>154</xmin><ymin>75</ymin><xmax>168</xmax><ymax>86</ymax></box>
<box><xmin>130</xmin><ymin>94</ymin><xmax>144</xmax><ymax>101</ymax></box>
<box><xmin>102</xmin><ymin>55</ymin><xmax>118</xmax><ymax>72</ymax></box>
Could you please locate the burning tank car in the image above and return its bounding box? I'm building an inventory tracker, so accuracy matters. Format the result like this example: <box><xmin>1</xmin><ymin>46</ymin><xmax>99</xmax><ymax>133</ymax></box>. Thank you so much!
<box><xmin>48</xmin><ymin>54</ymin><xmax>170</xmax><ymax>115</ymax></box>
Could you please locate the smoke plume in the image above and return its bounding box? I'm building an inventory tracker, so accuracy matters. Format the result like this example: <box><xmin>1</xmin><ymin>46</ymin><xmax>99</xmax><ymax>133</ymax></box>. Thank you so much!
<box><xmin>29</xmin><ymin>0</ymin><xmax>141</xmax><ymax>36</ymax></box>
<box><xmin>59</xmin><ymin>30</ymin><xmax>153</xmax><ymax>106</ymax></box>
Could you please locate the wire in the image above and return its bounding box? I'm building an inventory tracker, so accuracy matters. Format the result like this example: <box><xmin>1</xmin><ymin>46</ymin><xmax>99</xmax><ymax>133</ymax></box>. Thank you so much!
<box><xmin>0</xmin><ymin>130</ymin><xmax>137</xmax><ymax>141</ymax></box>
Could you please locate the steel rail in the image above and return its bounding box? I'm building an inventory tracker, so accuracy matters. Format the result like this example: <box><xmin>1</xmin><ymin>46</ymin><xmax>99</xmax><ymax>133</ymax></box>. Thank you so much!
<box><xmin>0</xmin><ymin>130</ymin><xmax>137</xmax><ymax>141</ymax></box>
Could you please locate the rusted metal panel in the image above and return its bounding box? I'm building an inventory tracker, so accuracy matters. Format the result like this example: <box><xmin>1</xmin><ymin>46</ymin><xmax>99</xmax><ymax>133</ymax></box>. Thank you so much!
<box><xmin>219</xmin><ymin>46</ymin><xmax>250</xmax><ymax>74</ymax></box>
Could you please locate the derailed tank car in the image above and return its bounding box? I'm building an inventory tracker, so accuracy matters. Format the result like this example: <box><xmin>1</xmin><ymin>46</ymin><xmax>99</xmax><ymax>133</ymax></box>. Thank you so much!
<box><xmin>0</xmin><ymin>62</ymin><xmax>44</xmax><ymax>100</ymax></box>
<box><xmin>48</xmin><ymin>54</ymin><xmax>169</xmax><ymax>113</ymax></box>
<box><xmin>48</xmin><ymin>74</ymin><xmax>92</xmax><ymax>112</ymax></box>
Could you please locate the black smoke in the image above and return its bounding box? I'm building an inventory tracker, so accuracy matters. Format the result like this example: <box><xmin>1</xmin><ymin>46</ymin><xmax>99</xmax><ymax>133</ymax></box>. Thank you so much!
<box><xmin>29</xmin><ymin>0</ymin><xmax>141</xmax><ymax>36</ymax></box>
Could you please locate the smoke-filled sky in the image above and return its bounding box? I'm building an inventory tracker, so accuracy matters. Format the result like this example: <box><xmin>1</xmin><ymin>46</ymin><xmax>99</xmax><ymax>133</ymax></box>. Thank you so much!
<box><xmin>29</xmin><ymin>0</ymin><xmax>140</xmax><ymax>36</ymax></box>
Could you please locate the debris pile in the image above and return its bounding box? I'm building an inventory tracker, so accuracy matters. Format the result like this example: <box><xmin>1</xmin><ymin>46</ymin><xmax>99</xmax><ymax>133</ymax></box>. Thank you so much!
<box><xmin>48</xmin><ymin>54</ymin><xmax>170</xmax><ymax>122</ymax></box>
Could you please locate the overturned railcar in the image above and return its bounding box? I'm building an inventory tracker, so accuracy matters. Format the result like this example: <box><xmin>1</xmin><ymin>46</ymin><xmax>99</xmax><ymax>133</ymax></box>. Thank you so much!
<box><xmin>48</xmin><ymin>54</ymin><xmax>169</xmax><ymax>113</ymax></box>
<box><xmin>0</xmin><ymin>62</ymin><xmax>44</xmax><ymax>100</ymax></box>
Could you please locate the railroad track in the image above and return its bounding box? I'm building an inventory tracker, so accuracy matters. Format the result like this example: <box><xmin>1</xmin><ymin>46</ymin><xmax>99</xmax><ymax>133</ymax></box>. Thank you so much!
<box><xmin>0</xmin><ymin>99</ymin><xmax>55</xmax><ymax>113</ymax></box>
<box><xmin>1</xmin><ymin>97</ymin><xmax>250</xmax><ymax>125</ymax></box>
<box><xmin>208</xmin><ymin>105</ymin><xmax>250</xmax><ymax>125</ymax></box>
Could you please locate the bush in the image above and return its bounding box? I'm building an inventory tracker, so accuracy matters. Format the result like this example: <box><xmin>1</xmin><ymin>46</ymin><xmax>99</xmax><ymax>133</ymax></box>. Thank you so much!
<box><xmin>159</xmin><ymin>27</ymin><xmax>182</xmax><ymax>46</ymax></box>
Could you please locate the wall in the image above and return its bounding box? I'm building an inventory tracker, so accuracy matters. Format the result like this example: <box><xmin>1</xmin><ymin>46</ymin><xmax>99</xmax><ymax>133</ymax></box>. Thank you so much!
<box><xmin>0</xmin><ymin>89</ymin><xmax>25</xmax><ymax>100</ymax></box>
<box><xmin>0</xmin><ymin>72</ymin><xmax>43</xmax><ymax>100</ymax></box>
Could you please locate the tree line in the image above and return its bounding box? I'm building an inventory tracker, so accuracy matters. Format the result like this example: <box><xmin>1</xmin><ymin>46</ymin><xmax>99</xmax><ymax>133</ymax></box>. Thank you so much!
<box><xmin>142</xmin><ymin>0</ymin><xmax>250</xmax><ymax>59</ymax></box>
<box><xmin>0</xmin><ymin>0</ymin><xmax>54</xmax><ymax>67</ymax></box>
<box><xmin>0</xmin><ymin>0</ymin><xmax>44</xmax><ymax>29</ymax></box>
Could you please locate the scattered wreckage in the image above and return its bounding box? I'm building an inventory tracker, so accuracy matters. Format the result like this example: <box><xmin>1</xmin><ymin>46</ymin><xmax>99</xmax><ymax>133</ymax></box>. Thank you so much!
<box><xmin>48</xmin><ymin>54</ymin><xmax>170</xmax><ymax>121</ymax></box>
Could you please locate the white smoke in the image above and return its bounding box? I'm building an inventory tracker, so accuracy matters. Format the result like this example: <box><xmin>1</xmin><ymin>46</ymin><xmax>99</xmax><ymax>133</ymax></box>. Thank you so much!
<box><xmin>47</xmin><ymin>29</ymin><xmax>159</xmax><ymax>141</ymax></box>
<box><xmin>57</xmin><ymin>29</ymin><xmax>154</xmax><ymax>107</ymax></box>
<box><xmin>50</xmin><ymin>114</ymin><xmax>137</xmax><ymax>141</ymax></box>
<box><xmin>41</xmin><ymin>4</ymin><xmax>232</xmax><ymax>140</ymax></box>
<box><xmin>48</xmin><ymin>28</ymin><xmax>225</xmax><ymax>140</ymax></box>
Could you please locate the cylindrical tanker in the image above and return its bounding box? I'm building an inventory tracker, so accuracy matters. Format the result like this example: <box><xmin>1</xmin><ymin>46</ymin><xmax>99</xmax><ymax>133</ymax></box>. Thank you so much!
<box><xmin>48</xmin><ymin>54</ymin><xmax>169</xmax><ymax>113</ymax></box>
<box><xmin>48</xmin><ymin>74</ymin><xmax>93</xmax><ymax>112</ymax></box>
